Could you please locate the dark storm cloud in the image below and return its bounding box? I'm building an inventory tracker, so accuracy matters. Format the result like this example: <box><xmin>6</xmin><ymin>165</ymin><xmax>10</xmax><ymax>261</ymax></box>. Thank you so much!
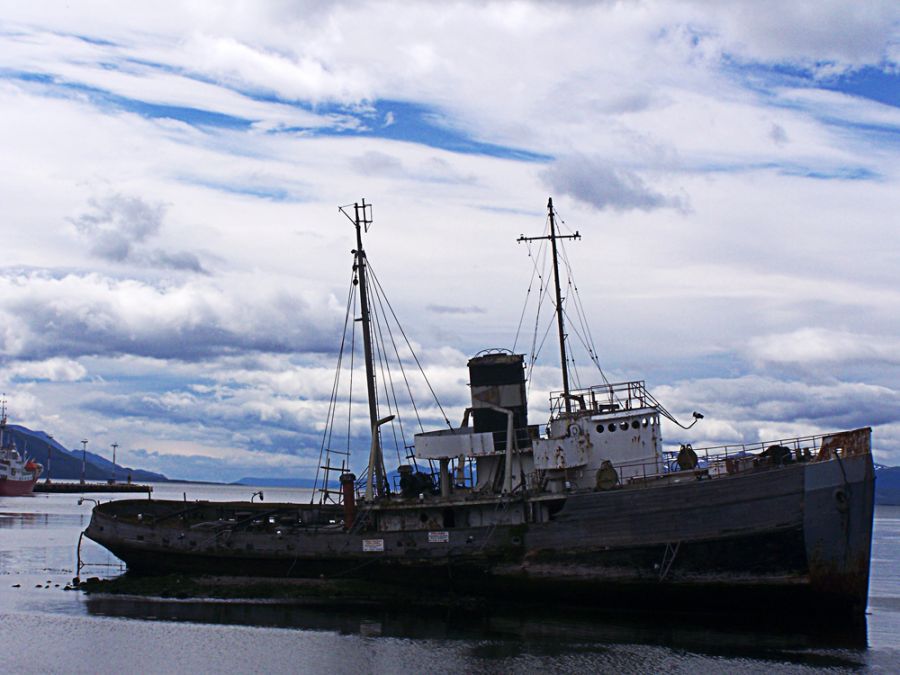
<box><xmin>541</xmin><ymin>155</ymin><xmax>687</xmax><ymax>212</ymax></box>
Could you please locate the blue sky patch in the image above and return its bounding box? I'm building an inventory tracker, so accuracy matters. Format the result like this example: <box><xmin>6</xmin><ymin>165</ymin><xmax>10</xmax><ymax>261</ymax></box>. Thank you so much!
<box><xmin>777</xmin><ymin>165</ymin><xmax>878</xmax><ymax>181</ymax></box>
<box><xmin>689</xmin><ymin>160</ymin><xmax>879</xmax><ymax>181</ymax></box>
<box><xmin>4</xmin><ymin>62</ymin><xmax>549</xmax><ymax>160</ymax></box>
<box><xmin>2</xmin><ymin>68</ymin><xmax>254</xmax><ymax>129</ymax></box>
<box><xmin>726</xmin><ymin>59</ymin><xmax>900</xmax><ymax>110</ymax></box>
<box><xmin>179</xmin><ymin>176</ymin><xmax>300</xmax><ymax>202</ymax></box>
<box><xmin>334</xmin><ymin>99</ymin><xmax>550</xmax><ymax>162</ymax></box>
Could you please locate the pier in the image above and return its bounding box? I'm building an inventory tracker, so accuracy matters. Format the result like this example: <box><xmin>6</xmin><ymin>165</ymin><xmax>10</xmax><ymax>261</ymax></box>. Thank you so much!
<box><xmin>35</xmin><ymin>482</ymin><xmax>153</xmax><ymax>494</ymax></box>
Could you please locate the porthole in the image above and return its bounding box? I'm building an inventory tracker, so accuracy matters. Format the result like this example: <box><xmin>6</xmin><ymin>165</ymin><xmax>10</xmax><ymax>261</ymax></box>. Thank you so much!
<box><xmin>631</xmin><ymin>420</ymin><xmax>640</xmax><ymax>429</ymax></box>
<box><xmin>642</xmin><ymin>418</ymin><xmax>649</xmax><ymax>427</ymax></box>
<box><xmin>619</xmin><ymin>421</ymin><xmax>628</xmax><ymax>431</ymax></box>
<box><xmin>596</xmin><ymin>424</ymin><xmax>604</xmax><ymax>433</ymax></box>
<box><xmin>608</xmin><ymin>423</ymin><xmax>616</xmax><ymax>432</ymax></box>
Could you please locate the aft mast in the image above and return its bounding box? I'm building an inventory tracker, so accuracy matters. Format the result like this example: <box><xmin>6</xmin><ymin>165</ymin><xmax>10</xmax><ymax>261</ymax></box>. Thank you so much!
<box><xmin>518</xmin><ymin>197</ymin><xmax>580</xmax><ymax>416</ymax></box>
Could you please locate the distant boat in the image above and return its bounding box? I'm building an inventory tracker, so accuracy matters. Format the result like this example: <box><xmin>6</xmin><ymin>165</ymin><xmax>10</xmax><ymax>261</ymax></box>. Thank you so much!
<box><xmin>85</xmin><ymin>198</ymin><xmax>875</xmax><ymax>619</ymax></box>
<box><xmin>0</xmin><ymin>402</ymin><xmax>42</xmax><ymax>496</ymax></box>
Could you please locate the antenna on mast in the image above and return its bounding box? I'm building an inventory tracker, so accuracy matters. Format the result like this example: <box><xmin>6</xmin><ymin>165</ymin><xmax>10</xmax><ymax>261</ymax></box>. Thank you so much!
<box><xmin>339</xmin><ymin>199</ymin><xmax>373</xmax><ymax>232</ymax></box>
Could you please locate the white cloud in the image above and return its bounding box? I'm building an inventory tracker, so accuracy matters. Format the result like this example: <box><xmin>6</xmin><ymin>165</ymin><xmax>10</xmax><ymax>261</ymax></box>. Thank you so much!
<box><xmin>654</xmin><ymin>375</ymin><xmax>900</xmax><ymax>463</ymax></box>
<box><xmin>0</xmin><ymin>270</ymin><xmax>342</xmax><ymax>360</ymax></box>
<box><xmin>747</xmin><ymin>329</ymin><xmax>900</xmax><ymax>367</ymax></box>
<box><xmin>7</xmin><ymin>358</ymin><xmax>87</xmax><ymax>382</ymax></box>
<box><xmin>541</xmin><ymin>156</ymin><xmax>687</xmax><ymax>212</ymax></box>
<box><xmin>693</xmin><ymin>0</ymin><xmax>899</xmax><ymax>67</ymax></box>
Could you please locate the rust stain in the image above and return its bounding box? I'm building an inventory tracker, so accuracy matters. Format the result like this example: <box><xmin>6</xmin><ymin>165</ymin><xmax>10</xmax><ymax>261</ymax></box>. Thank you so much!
<box><xmin>818</xmin><ymin>428</ymin><xmax>871</xmax><ymax>460</ymax></box>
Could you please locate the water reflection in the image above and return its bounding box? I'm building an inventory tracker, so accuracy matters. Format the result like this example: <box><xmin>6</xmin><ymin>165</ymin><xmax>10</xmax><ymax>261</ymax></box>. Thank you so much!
<box><xmin>0</xmin><ymin>512</ymin><xmax>50</xmax><ymax>528</ymax></box>
<box><xmin>0</xmin><ymin>510</ymin><xmax>88</xmax><ymax>528</ymax></box>
<box><xmin>82</xmin><ymin>595</ymin><xmax>868</xmax><ymax>666</ymax></box>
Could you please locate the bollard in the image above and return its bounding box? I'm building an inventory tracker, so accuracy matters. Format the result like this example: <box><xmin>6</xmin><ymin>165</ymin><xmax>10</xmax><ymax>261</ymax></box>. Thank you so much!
<box><xmin>340</xmin><ymin>473</ymin><xmax>357</xmax><ymax>529</ymax></box>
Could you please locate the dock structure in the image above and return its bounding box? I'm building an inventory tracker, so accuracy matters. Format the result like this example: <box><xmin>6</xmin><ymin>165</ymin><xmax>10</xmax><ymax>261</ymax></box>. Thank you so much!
<box><xmin>35</xmin><ymin>482</ymin><xmax>152</xmax><ymax>494</ymax></box>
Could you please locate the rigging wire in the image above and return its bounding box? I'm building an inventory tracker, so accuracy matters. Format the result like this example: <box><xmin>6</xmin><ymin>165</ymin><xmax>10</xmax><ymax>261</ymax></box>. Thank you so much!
<box><xmin>368</xmin><ymin>274</ymin><xmax>406</xmax><ymax>468</ymax></box>
<box><xmin>523</xmin><ymin>239</ymin><xmax>554</xmax><ymax>398</ymax></box>
<box><xmin>367</xmin><ymin>262</ymin><xmax>427</xmax><ymax>435</ymax></box>
<box><xmin>366</xmin><ymin>259</ymin><xmax>453</xmax><ymax>429</ymax></box>
<box><xmin>513</xmin><ymin>236</ymin><xmax>547</xmax><ymax>353</ymax></box>
<box><xmin>367</xmin><ymin>265</ymin><xmax>432</xmax><ymax>475</ymax></box>
<box><xmin>347</xmin><ymin>278</ymin><xmax>358</xmax><ymax>456</ymax></box>
<box><xmin>311</xmin><ymin>268</ymin><xmax>357</xmax><ymax>504</ymax></box>
<box><xmin>516</xmin><ymin>203</ymin><xmax>619</xmax><ymax>410</ymax></box>
<box><xmin>557</xmin><ymin>227</ymin><xmax>612</xmax><ymax>388</ymax></box>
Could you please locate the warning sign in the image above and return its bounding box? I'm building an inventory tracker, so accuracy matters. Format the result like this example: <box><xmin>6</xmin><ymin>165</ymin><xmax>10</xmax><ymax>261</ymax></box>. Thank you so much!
<box><xmin>428</xmin><ymin>531</ymin><xmax>449</xmax><ymax>544</ymax></box>
<box><xmin>362</xmin><ymin>538</ymin><xmax>385</xmax><ymax>552</ymax></box>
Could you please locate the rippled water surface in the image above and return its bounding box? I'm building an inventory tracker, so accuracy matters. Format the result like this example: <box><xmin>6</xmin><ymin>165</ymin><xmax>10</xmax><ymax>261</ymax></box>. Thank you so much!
<box><xmin>2</xmin><ymin>483</ymin><xmax>899</xmax><ymax>673</ymax></box>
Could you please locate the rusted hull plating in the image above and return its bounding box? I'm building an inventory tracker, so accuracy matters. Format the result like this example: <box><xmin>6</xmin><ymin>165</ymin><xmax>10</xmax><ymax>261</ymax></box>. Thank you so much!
<box><xmin>85</xmin><ymin>451</ymin><xmax>875</xmax><ymax>617</ymax></box>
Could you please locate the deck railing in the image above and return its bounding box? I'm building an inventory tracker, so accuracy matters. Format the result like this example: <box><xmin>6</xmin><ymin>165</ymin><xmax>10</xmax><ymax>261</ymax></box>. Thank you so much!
<box><xmin>548</xmin><ymin>380</ymin><xmax>656</xmax><ymax>419</ymax></box>
<box><xmin>608</xmin><ymin>428</ymin><xmax>871</xmax><ymax>488</ymax></box>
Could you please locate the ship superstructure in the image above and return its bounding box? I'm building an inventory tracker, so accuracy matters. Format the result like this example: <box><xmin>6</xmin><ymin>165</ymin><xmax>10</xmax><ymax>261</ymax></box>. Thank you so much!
<box><xmin>0</xmin><ymin>401</ymin><xmax>42</xmax><ymax>496</ymax></box>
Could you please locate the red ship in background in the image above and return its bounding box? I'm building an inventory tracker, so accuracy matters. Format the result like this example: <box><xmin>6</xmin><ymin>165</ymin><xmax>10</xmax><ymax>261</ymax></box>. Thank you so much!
<box><xmin>0</xmin><ymin>401</ymin><xmax>42</xmax><ymax>496</ymax></box>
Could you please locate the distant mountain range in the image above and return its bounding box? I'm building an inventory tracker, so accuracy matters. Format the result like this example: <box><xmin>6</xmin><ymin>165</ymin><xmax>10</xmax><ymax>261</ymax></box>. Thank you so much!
<box><xmin>4</xmin><ymin>424</ymin><xmax>168</xmax><ymax>483</ymax></box>
<box><xmin>875</xmin><ymin>465</ymin><xmax>900</xmax><ymax>506</ymax></box>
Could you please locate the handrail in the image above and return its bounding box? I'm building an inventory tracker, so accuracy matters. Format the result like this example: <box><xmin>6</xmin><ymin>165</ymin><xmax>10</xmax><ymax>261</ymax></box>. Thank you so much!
<box><xmin>548</xmin><ymin>380</ymin><xmax>656</xmax><ymax>418</ymax></box>
<box><xmin>583</xmin><ymin>428</ymin><xmax>871</xmax><ymax>490</ymax></box>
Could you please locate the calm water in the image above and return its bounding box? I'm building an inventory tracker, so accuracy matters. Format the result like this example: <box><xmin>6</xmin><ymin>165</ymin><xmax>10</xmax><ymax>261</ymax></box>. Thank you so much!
<box><xmin>2</xmin><ymin>483</ymin><xmax>899</xmax><ymax>673</ymax></box>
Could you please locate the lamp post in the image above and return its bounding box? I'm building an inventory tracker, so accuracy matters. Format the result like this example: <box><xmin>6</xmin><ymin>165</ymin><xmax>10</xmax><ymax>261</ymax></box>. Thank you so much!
<box><xmin>110</xmin><ymin>442</ymin><xmax>118</xmax><ymax>484</ymax></box>
<box><xmin>80</xmin><ymin>439</ymin><xmax>88</xmax><ymax>485</ymax></box>
<box><xmin>46</xmin><ymin>434</ymin><xmax>53</xmax><ymax>484</ymax></box>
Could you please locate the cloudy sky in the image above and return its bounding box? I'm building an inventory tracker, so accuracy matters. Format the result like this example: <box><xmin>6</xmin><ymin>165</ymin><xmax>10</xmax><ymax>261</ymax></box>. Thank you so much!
<box><xmin>1</xmin><ymin>1</ymin><xmax>899</xmax><ymax>481</ymax></box>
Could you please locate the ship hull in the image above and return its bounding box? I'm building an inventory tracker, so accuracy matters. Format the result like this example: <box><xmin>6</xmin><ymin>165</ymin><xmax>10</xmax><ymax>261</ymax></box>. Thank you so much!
<box><xmin>85</xmin><ymin>451</ymin><xmax>874</xmax><ymax>617</ymax></box>
<box><xmin>0</xmin><ymin>474</ymin><xmax>40</xmax><ymax>496</ymax></box>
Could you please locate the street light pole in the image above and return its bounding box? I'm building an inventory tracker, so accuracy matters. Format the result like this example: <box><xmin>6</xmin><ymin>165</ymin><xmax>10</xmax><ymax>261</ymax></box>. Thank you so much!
<box><xmin>80</xmin><ymin>439</ymin><xmax>88</xmax><ymax>485</ymax></box>
<box><xmin>110</xmin><ymin>442</ymin><xmax>118</xmax><ymax>484</ymax></box>
<box><xmin>46</xmin><ymin>434</ymin><xmax>53</xmax><ymax>484</ymax></box>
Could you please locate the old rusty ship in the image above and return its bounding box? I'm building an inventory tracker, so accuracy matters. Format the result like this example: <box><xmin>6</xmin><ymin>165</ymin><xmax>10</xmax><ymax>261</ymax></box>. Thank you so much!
<box><xmin>85</xmin><ymin>199</ymin><xmax>875</xmax><ymax>617</ymax></box>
